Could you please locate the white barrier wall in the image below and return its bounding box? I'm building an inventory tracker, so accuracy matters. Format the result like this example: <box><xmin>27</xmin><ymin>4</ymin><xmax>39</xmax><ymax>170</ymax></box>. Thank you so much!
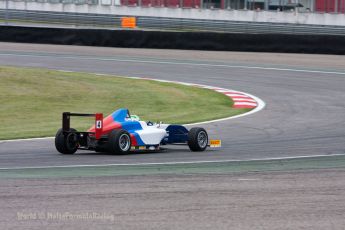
<box><xmin>1</xmin><ymin>1</ymin><xmax>345</xmax><ymax>26</ymax></box>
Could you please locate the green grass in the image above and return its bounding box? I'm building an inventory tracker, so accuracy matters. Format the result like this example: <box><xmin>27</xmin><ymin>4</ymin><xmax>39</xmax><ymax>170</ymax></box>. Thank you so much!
<box><xmin>0</xmin><ymin>66</ymin><xmax>250</xmax><ymax>140</ymax></box>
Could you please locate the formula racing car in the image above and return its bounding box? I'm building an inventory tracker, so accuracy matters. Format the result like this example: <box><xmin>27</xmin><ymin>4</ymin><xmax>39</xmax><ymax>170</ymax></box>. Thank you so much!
<box><xmin>55</xmin><ymin>108</ymin><xmax>221</xmax><ymax>154</ymax></box>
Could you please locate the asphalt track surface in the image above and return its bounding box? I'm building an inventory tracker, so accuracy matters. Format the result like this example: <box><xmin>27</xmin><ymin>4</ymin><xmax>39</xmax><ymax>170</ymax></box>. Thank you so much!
<box><xmin>1</xmin><ymin>43</ymin><xmax>345</xmax><ymax>230</ymax></box>
<box><xmin>0</xmin><ymin>42</ymin><xmax>345</xmax><ymax>168</ymax></box>
<box><xmin>1</xmin><ymin>169</ymin><xmax>345</xmax><ymax>230</ymax></box>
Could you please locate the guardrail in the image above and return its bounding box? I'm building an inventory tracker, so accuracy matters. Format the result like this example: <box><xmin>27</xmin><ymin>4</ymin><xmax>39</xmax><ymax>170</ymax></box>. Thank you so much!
<box><xmin>1</xmin><ymin>9</ymin><xmax>345</xmax><ymax>35</ymax></box>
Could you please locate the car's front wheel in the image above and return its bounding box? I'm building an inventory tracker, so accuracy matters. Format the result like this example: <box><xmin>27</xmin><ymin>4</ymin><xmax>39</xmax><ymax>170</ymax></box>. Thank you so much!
<box><xmin>108</xmin><ymin>129</ymin><xmax>132</xmax><ymax>154</ymax></box>
<box><xmin>188</xmin><ymin>127</ymin><xmax>208</xmax><ymax>152</ymax></box>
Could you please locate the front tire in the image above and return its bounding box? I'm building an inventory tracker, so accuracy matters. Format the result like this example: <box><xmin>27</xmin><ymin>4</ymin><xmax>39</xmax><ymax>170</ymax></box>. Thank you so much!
<box><xmin>188</xmin><ymin>127</ymin><xmax>208</xmax><ymax>152</ymax></box>
<box><xmin>108</xmin><ymin>129</ymin><xmax>132</xmax><ymax>154</ymax></box>
<box><xmin>55</xmin><ymin>128</ymin><xmax>78</xmax><ymax>154</ymax></box>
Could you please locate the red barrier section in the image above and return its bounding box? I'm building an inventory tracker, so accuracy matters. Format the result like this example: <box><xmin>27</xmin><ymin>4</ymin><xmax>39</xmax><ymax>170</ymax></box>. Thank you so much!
<box><xmin>166</xmin><ymin>0</ymin><xmax>180</xmax><ymax>7</ymax></box>
<box><xmin>339</xmin><ymin>0</ymin><xmax>345</xmax><ymax>13</ymax></box>
<box><xmin>182</xmin><ymin>0</ymin><xmax>200</xmax><ymax>8</ymax></box>
<box><xmin>152</xmin><ymin>0</ymin><xmax>165</xmax><ymax>6</ymax></box>
<box><xmin>121</xmin><ymin>0</ymin><xmax>138</xmax><ymax>5</ymax></box>
<box><xmin>121</xmin><ymin>0</ymin><xmax>221</xmax><ymax>7</ymax></box>
<box><xmin>121</xmin><ymin>0</ymin><xmax>344</xmax><ymax>10</ymax></box>
<box><xmin>316</xmin><ymin>0</ymin><xmax>336</xmax><ymax>12</ymax></box>
<box><xmin>141</xmin><ymin>0</ymin><xmax>151</xmax><ymax>6</ymax></box>
<box><xmin>140</xmin><ymin>0</ymin><xmax>166</xmax><ymax>6</ymax></box>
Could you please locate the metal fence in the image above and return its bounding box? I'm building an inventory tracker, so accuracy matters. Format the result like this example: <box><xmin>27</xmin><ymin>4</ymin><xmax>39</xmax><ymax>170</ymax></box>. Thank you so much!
<box><xmin>1</xmin><ymin>9</ymin><xmax>345</xmax><ymax>35</ymax></box>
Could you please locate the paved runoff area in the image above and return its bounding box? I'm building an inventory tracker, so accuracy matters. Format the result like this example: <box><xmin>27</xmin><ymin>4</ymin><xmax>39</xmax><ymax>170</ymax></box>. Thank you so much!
<box><xmin>1</xmin><ymin>168</ymin><xmax>345</xmax><ymax>230</ymax></box>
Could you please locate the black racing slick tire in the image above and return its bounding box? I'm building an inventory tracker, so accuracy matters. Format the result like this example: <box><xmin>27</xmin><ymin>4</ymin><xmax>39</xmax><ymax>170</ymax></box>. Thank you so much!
<box><xmin>188</xmin><ymin>127</ymin><xmax>208</xmax><ymax>152</ymax></box>
<box><xmin>108</xmin><ymin>129</ymin><xmax>132</xmax><ymax>154</ymax></box>
<box><xmin>55</xmin><ymin>128</ymin><xmax>78</xmax><ymax>154</ymax></box>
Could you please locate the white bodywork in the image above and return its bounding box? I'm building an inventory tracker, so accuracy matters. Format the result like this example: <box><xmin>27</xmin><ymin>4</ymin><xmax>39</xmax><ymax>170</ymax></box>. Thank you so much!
<box><xmin>135</xmin><ymin>121</ymin><xmax>167</xmax><ymax>145</ymax></box>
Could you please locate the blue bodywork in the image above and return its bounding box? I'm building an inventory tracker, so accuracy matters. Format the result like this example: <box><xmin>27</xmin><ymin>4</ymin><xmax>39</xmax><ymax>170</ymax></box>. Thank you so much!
<box><xmin>161</xmin><ymin>125</ymin><xmax>189</xmax><ymax>145</ymax></box>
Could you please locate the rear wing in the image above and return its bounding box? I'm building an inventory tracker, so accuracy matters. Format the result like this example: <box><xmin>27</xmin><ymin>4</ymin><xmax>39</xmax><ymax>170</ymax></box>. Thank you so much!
<box><xmin>62</xmin><ymin>112</ymin><xmax>103</xmax><ymax>139</ymax></box>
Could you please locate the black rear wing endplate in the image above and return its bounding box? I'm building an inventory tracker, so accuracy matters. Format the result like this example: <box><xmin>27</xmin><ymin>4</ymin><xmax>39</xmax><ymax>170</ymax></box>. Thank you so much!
<box><xmin>62</xmin><ymin>112</ymin><xmax>103</xmax><ymax>139</ymax></box>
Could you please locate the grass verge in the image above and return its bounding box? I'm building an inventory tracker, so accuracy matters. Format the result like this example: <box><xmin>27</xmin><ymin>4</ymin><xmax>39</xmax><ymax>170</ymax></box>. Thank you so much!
<box><xmin>0</xmin><ymin>66</ymin><xmax>250</xmax><ymax>140</ymax></box>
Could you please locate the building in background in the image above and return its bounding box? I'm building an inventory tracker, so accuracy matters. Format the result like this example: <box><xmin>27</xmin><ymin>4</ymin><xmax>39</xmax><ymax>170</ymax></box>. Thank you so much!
<box><xmin>117</xmin><ymin>0</ymin><xmax>343</xmax><ymax>12</ymax></box>
<box><xmin>1</xmin><ymin>0</ymin><xmax>344</xmax><ymax>14</ymax></box>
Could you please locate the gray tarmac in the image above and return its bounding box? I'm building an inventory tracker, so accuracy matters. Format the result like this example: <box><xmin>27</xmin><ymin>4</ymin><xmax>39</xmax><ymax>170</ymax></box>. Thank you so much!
<box><xmin>1</xmin><ymin>169</ymin><xmax>345</xmax><ymax>230</ymax></box>
<box><xmin>0</xmin><ymin>42</ymin><xmax>344</xmax><ymax>167</ymax></box>
<box><xmin>0</xmin><ymin>43</ymin><xmax>345</xmax><ymax>230</ymax></box>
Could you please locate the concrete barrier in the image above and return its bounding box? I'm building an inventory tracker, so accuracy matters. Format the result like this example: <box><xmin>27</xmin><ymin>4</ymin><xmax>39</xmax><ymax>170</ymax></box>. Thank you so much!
<box><xmin>0</xmin><ymin>25</ymin><xmax>344</xmax><ymax>54</ymax></box>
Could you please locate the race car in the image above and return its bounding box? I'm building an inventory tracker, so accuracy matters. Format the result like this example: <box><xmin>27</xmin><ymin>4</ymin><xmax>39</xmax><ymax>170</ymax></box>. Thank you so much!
<box><xmin>55</xmin><ymin>108</ymin><xmax>220</xmax><ymax>154</ymax></box>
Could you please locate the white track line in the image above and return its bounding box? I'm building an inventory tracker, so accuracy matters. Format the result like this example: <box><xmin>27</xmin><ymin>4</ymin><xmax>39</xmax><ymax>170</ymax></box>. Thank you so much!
<box><xmin>0</xmin><ymin>153</ymin><xmax>344</xmax><ymax>170</ymax></box>
<box><xmin>1</xmin><ymin>53</ymin><xmax>345</xmax><ymax>76</ymax></box>
<box><xmin>0</xmin><ymin>137</ymin><xmax>54</xmax><ymax>143</ymax></box>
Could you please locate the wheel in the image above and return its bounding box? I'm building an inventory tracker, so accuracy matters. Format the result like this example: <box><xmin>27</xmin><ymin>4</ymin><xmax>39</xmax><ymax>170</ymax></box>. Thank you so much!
<box><xmin>55</xmin><ymin>128</ymin><xmax>78</xmax><ymax>154</ymax></box>
<box><xmin>108</xmin><ymin>129</ymin><xmax>131</xmax><ymax>154</ymax></box>
<box><xmin>188</xmin><ymin>127</ymin><xmax>208</xmax><ymax>152</ymax></box>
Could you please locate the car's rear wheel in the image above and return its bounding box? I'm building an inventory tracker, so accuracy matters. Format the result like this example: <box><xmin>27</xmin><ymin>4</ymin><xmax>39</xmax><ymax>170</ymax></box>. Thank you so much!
<box><xmin>108</xmin><ymin>129</ymin><xmax>132</xmax><ymax>154</ymax></box>
<box><xmin>188</xmin><ymin>127</ymin><xmax>208</xmax><ymax>152</ymax></box>
<box><xmin>55</xmin><ymin>128</ymin><xmax>78</xmax><ymax>154</ymax></box>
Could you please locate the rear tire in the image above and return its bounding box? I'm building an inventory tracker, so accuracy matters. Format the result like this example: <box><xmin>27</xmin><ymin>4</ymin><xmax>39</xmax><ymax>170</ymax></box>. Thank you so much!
<box><xmin>55</xmin><ymin>128</ymin><xmax>78</xmax><ymax>154</ymax></box>
<box><xmin>108</xmin><ymin>129</ymin><xmax>131</xmax><ymax>154</ymax></box>
<box><xmin>188</xmin><ymin>127</ymin><xmax>208</xmax><ymax>152</ymax></box>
